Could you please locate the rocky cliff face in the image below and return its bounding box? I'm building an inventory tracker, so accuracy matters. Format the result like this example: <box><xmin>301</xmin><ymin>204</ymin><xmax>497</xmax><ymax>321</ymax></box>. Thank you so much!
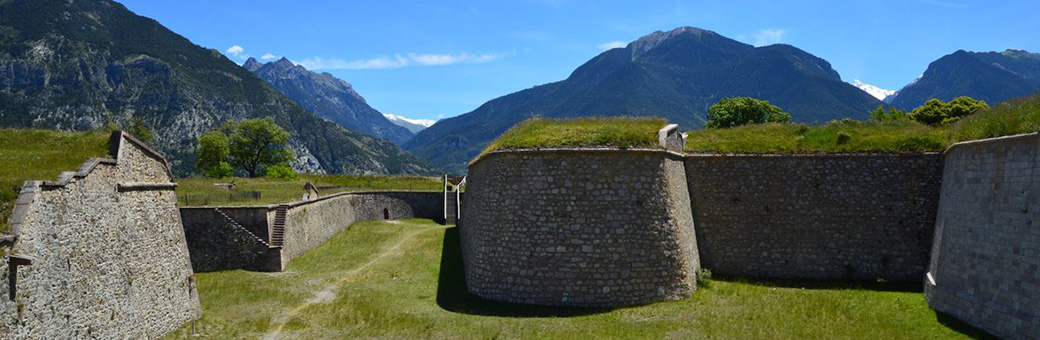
<box><xmin>247</xmin><ymin>57</ymin><xmax>415</xmax><ymax>145</ymax></box>
<box><xmin>0</xmin><ymin>0</ymin><xmax>439</xmax><ymax>175</ymax></box>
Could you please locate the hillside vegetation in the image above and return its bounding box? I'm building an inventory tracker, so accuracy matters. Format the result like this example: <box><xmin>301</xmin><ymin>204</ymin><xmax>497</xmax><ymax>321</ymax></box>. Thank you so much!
<box><xmin>477</xmin><ymin>117</ymin><xmax>666</xmax><ymax>160</ymax></box>
<box><xmin>0</xmin><ymin>129</ymin><xmax>111</xmax><ymax>233</ymax></box>
<box><xmin>951</xmin><ymin>91</ymin><xmax>1040</xmax><ymax>141</ymax></box>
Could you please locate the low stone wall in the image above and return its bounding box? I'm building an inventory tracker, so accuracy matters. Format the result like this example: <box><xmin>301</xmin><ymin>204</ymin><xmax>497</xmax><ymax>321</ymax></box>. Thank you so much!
<box><xmin>685</xmin><ymin>154</ymin><xmax>943</xmax><ymax>281</ymax></box>
<box><xmin>461</xmin><ymin>149</ymin><xmax>699</xmax><ymax>307</ymax></box>
<box><xmin>0</xmin><ymin>132</ymin><xmax>200</xmax><ymax>339</ymax></box>
<box><xmin>925</xmin><ymin>133</ymin><xmax>1040</xmax><ymax>340</ymax></box>
<box><xmin>180</xmin><ymin>191</ymin><xmax>443</xmax><ymax>272</ymax></box>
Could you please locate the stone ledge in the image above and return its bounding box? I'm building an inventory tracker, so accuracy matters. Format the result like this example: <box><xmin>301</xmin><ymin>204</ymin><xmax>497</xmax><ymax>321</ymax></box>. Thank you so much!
<box><xmin>944</xmin><ymin>132</ymin><xmax>1040</xmax><ymax>154</ymax></box>
<box><xmin>117</xmin><ymin>182</ymin><xmax>179</xmax><ymax>191</ymax></box>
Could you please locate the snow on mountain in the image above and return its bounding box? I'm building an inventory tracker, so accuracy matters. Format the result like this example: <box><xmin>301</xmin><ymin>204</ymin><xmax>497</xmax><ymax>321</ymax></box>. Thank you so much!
<box><xmin>383</xmin><ymin>114</ymin><xmax>437</xmax><ymax>134</ymax></box>
<box><xmin>852</xmin><ymin>79</ymin><xmax>897</xmax><ymax>102</ymax></box>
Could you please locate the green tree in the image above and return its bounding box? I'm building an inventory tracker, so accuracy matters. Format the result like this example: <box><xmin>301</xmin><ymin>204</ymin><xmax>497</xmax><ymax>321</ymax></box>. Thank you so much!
<box><xmin>196</xmin><ymin>131</ymin><xmax>232</xmax><ymax>178</ymax></box>
<box><xmin>868</xmin><ymin>106</ymin><xmax>909</xmax><ymax>122</ymax></box>
<box><xmin>910</xmin><ymin>97</ymin><xmax>988</xmax><ymax>125</ymax></box>
<box><xmin>127</xmin><ymin>117</ymin><xmax>155</xmax><ymax>145</ymax></box>
<box><xmin>265</xmin><ymin>164</ymin><xmax>298</xmax><ymax>180</ymax></box>
<box><xmin>228</xmin><ymin>117</ymin><xmax>294</xmax><ymax>177</ymax></box>
<box><xmin>944</xmin><ymin>96</ymin><xmax>989</xmax><ymax>124</ymax></box>
<box><xmin>705</xmin><ymin>97</ymin><xmax>792</xmax><ymax>128</ymax></box>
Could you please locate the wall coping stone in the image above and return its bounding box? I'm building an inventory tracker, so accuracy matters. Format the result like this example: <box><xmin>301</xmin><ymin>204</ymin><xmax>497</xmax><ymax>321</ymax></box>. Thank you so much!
<box><xmin>685</xmin><ymin>152</ymin><xmax>943</xmax><ymax>158</ymax></box>
<box><xmin>470</xmin><ymin>148</ymin><xmax>684</xmax><ymax>168</ymax></box>
<box><xmin>943</xmin><ymin>132</ymin><xmax>1040</xmax><ymax>154</ymax></box>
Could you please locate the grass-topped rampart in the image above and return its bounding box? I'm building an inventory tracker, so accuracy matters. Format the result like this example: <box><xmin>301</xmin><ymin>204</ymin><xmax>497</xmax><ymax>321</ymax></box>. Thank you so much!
<box><xmin>950</xmin><ymin>92</ymin><xmax>1040</xmax><ymax>142</ymax></box>
<box><xmin>477</xmin><ymin>117</ymin><xmax>667</xmax><ymax>160</ymax></box>
<box><xmin>0</xmin><ymin>128</ymin><xmax>111</xmax><ymax>233</ymax></box>
<box><xmin>685</xmin><ymin>121</ymin><xmax>950</xmax><ymax>154</ymax></box>
<box><xmin>176</xmin><ymin>174</ymin><xmax>442</xmax><ymax>207</ymax></box>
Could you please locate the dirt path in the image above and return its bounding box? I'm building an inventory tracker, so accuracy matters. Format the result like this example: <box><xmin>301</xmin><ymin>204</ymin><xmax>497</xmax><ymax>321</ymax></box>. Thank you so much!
<box><xmin>262</xmin><ymin>224</ymin><xmax>439</xmax><ymax>340</ymax></box>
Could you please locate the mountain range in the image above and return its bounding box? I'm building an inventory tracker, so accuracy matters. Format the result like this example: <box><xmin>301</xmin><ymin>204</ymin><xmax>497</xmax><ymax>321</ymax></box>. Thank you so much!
<box><xmin>244</xmin><ymin>57</ymin><xmax>415</xmax><ymax>145</ymax></box>
<box><xmin>403</xmin><ymin>26</ymin><xmax>885</xmax><ymax>172</ymax></box>
<box><xmin>890</xmin><ymin>49</ymin><xmax>1040</xmax><ymax>109</ymax></box>
<box><xmin>0</xmin><ymin>0</ymin><xmax>439</xmax><ymax>175</ymax></box>
<box><xmin>382</xmin><ymin>114</ymin><xmax>436</xmax><ymax>134</ymax></box>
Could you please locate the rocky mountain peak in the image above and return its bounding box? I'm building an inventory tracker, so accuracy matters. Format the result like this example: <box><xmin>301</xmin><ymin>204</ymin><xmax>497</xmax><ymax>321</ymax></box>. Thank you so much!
<box><xmin>243</xmin><ymin>57</ymin><xmax>262</xmax><ymax>72</ymax></box>
<box><xmin>629</xmin><ymin>26</ymin><xmax>716</xmax><ymax>57</ymax></box>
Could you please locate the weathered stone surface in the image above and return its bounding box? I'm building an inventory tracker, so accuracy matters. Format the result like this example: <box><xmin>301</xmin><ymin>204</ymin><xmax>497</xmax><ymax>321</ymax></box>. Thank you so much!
<box><xmin>0</xmin><ymin>132</ymin><xmax>200</xmax><ymax>339</ymax></box>
<box><xmin>180</xmin><ymin>191</ymin><xmax>444</xmax><ymax>272</ymax></box>
<box><xmin>925</xmin><ymin>133</ymin><xmax>1040</xmax><ymax>340</ymax></box>
<box><xmin>461</xmin><ymin>149</ymin><xmax>699</xmax><ymax>307</ymax></box>
<box><xmin>685</xmin><ymin>154</ymin><xmax>943</xmax><ymax>281</ymax></box>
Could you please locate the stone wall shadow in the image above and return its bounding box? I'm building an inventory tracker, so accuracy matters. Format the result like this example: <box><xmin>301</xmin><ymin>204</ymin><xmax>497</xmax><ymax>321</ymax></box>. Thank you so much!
<box><xmin>935</xmin><ymin>312</ymin><xmax>999</xmax><ymax>340</ymax></box>
<box><xmin>713</xmin><ymin>275</ymin><xmax>924</xmax><ymax>293</ymax></box>
<box><xmin>436</xmin><ymin>227</ymin><xmax>613</xmax><ymax>317</ymax></box>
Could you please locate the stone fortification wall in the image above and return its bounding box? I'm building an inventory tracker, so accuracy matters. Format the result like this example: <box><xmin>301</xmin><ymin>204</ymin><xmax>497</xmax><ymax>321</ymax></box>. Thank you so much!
<box><xmin>925</xmin><ymin>133</ymin><xmax>1040</xmax><ymax>340</ymax></box>
<box><xmin>460</xmin><ymin>149</ymin><xmax>699</xmax><ymax>307</ymax></box>
<box><xmin>181</xmin><ymin>191</ymin><xmax>442</xmax><ymax>272</ymax></box>
<box><xmin>685</xmin><ymin>154</ymin><xmax>943</xmax><ymax>281</ymax></box>
<box><xmin>279</xmin><ymin>191</ymin><xmax>442</xmax><ymax>265</ymax></box>
<box><xmin>0</xmin><ymin>132</ymin><xmax>200</xmax><ymax>339</ymax></box>
<box><xmin>180</xmin><ymin>207</ymin><xmax>279</xmax><ymax>272</ymax></box>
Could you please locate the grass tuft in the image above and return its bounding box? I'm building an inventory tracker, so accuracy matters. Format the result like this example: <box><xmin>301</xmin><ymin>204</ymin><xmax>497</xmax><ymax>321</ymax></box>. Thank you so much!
<box><xmin>0</xmin><ymin>128</ymin><xmax>111</xmax><ymax>233</ymax></box>
<box><xmin>477</xmin><ymin>117</ymin><xmax>667</xmax><ymax>161</ymax></box>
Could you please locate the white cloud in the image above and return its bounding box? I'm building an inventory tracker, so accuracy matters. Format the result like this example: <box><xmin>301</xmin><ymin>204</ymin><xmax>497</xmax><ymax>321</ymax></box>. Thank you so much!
<box><xmin>752</xmin><ymin>29</ymin><xmax>786</xmax><ymax>47</ymax></box>
<box><xmin>597</xmin><ymin>41</ymin><xmax>627</xmax><ymax>50</ymax></box>
<box><xmin>226</xmin><ymin>45</ymin><xmax>245</xmax><ymax>56</ymax></box>
<box><xmin>260</xmin><ymin>53</ymin><xmax>278</xmax><ymax>61</ymax></box>
<box><xmin>296</xmin><ymin>52</ymin><xmax>504</xmax><ymax>70</ymax></box>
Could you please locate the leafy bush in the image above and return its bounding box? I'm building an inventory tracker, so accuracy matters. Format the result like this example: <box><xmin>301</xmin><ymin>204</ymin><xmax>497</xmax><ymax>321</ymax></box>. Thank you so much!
<box><xmin>868</xmin><ymin>106</ymin><xmax>909</xmax><ymax>122</ymax></box>
<box><xmin>265</xmin><ymin>164</ymin><xmax>298</xmax><ymax>180</ymax></box>
<box><xmin>910</xmin><ymin>97</ymin><xmax>989</xmax><ymax>125</ymax></box>
<box><xmin>705</xmin><ymin>97</ymin><xmax>792</xmax><ymax>128</ymax></box>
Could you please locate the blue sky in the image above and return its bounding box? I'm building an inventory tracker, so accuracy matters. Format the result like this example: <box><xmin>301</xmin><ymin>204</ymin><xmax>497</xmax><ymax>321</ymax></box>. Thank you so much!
<box><xmin>120</xmin><ymin>0</ymin><xmax>1039</xmax><ymax>121</ymax></box>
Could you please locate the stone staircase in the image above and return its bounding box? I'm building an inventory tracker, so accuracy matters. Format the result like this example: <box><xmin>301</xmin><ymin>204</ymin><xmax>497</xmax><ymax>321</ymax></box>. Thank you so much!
<box><xmin>214</xmin><ymin>207</ymin><xmax>271</xmax><ymax>248</ymax></box>
<box><xmin>445</xmin><ymin>194</ymin><xmax>458</xmax><ymax>225</ymax></box>
<box><xmin>270</xmin><ymin>205</ymin><xmax>288</xmax><ymax>248</ymax></box>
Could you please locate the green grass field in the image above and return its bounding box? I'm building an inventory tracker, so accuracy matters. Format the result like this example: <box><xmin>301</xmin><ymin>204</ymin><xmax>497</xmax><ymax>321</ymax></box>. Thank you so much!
<box><xmin>176</xmin><ymin>174</ymin><xmax>442</xmax><ymax>206</ymax></box>
<box><xmin>165</xmin><ymin>219</ymin><xmax>989</xmax><ymax>339</ymax></box>
<box><xmin>0</xmin><ymin>128</ymin><xmax>111</xmax><ymax>233</ymax></box>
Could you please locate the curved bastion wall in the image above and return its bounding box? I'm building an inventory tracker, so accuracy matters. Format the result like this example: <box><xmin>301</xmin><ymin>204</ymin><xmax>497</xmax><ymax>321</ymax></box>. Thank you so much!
<box><xmin>925</xmin><ymin>133</ymin><xmax>1040</xmax><ymax>340</ymax></box>
<box><xmin>460</xmin><ymin>149</ymin><xmax>700</xmax><ymax>307</ymax></box>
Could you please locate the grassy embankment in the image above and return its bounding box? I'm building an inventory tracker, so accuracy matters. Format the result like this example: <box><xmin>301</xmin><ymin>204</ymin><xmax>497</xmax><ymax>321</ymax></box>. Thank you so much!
<box><xmin>477</xmin><ymin>117</ymin><xmax>667</xmax><ymax>158</ymax></box>
<box><xmin>164</xmin><ymin>219</ymin><xmax>989</xmax><ymax>339</ymax></box>
<box><xmin>684</xmin><ymin>120</ymin><xmax>950</xmax><ymax>154</ymax></box>
<box><xmin>0</xmin><ymin>128</ymin><xmax>111</xmax><ymax>234</ymax></box>
<box><xmin>175</xmin><ymin>174</ymin><xmax>442</xmax><ymax>207</ymax></box>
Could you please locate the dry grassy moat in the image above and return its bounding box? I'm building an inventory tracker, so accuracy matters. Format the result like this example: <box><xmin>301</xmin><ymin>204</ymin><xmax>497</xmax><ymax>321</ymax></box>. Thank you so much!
<box><xmin>165</xmin><ymin>219</ymin><xmax>988</xmax><ymax>340</ymax></box>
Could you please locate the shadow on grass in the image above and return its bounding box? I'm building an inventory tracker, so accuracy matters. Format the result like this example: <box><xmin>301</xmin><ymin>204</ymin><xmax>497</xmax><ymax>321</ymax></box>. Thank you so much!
<box><xmin>712</xmin><ymin>275</ymin><xmax>924</xmax><ymax>293</ymax></box>
<box><xmin>934</xmin><ymin>312</ymin><xmax>1000</xmax><ymax>340</ymax></box>
<box><xmin>435</xmin><ymin>227</ymin><xmax>613</xmax><ymax>317</ymax></box>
